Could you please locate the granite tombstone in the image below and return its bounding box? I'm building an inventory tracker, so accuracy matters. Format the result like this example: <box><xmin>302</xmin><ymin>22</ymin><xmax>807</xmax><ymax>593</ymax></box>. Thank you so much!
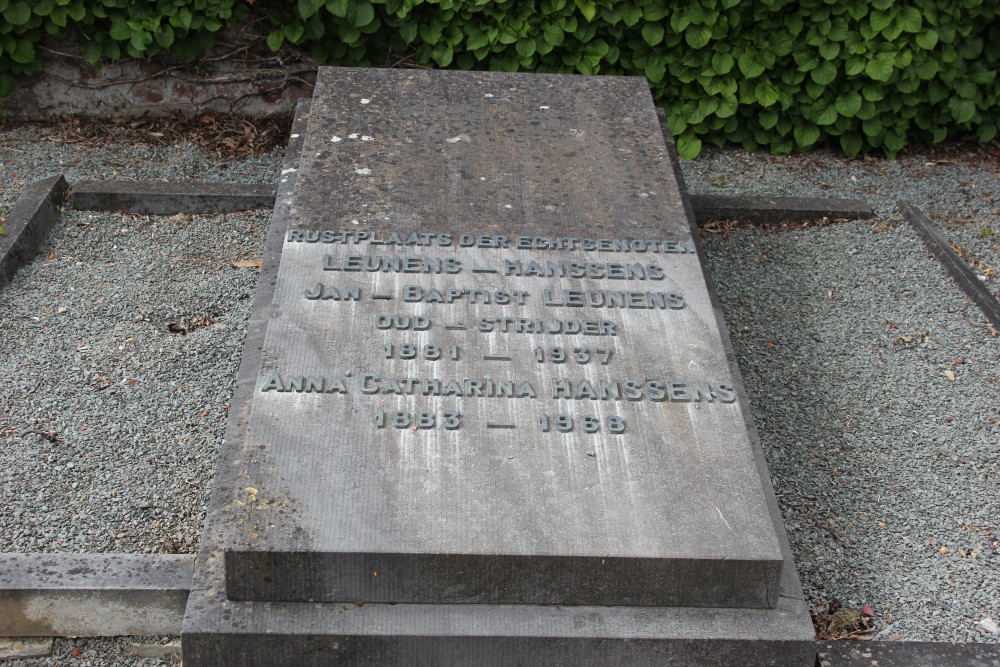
<box><xmin>182</xmin><ymin>67</ymin><xmax>816</xmax><ymax>666</ymax></box>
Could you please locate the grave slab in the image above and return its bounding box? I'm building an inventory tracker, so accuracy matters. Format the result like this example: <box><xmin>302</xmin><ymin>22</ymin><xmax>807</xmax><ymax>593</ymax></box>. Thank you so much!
<box><xmin>183</xmin><ymin>73</ymin><xmax>816</xmax><ymax>665</ymax></box>
<box><xmin>222</xmin><ymin>67</ymin><xmax>783</xmax><ymax>609</ymax></box>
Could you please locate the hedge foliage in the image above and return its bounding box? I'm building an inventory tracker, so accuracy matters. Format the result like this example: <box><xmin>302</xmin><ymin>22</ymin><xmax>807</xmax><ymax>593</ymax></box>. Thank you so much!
<box><xmin>1</xmin><ymin>0</ymin><xmax>998</xmax><ymax>157</ymax></box>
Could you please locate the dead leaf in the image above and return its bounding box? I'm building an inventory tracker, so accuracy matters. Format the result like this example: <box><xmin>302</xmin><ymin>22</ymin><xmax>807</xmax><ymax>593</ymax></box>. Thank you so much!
<box><xmin>944</xmin><ymin>370</ymin><xmax>956</xmax><ymax>381</ymax></box>
<box><xmin>232</xmin><ymin>259</ymin><xmax>263</xmax><ymax>269</ymax></box>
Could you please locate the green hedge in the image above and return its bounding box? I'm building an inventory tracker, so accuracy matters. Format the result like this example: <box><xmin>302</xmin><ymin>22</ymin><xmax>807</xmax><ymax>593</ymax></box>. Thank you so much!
<box><xmin>2</xmin><ymin>0</ymin><xmax>997</xmax><ymax>157</ymax></box>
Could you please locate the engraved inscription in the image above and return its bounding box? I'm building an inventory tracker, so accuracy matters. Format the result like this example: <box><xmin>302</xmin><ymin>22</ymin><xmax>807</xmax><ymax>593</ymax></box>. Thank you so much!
<box><xmin>264</xmin><ymin>229</ymin><xmax>735</xmax><ymax>436</ymax></box>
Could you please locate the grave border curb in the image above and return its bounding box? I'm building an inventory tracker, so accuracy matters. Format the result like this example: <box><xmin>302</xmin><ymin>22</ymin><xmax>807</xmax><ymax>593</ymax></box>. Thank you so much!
<box><xmin>67</xmin><ymin>179</ymin><xmax>873</xmax><ymax>227</ymax></box>
<box><xmin>0</xmin><ymin>174</ymin><xmax>67</xmax><ymax>290</ymax></box>
<box><xmin>817</xmin><ymin>639</ymin><xmax>1000</xmax><ymax>666</ymax></box>
<box><xmin>0</xmin><ymin>553</ymin><xmax>193</xmax><ymax>637</ymax></box>
<box><xmin>70</xmin><ymin>181</ymin><xmax>278</xmax><ymax>216</ymax></box>
<box><xmin>900</xmin><ymin>201</ymin><xmax>1000</xmax><ymax>329</ymax></box>
<box><xmin>689</xmin><ymin>194</ymin><xmax>874</xmax><ymax>225</ymax></box>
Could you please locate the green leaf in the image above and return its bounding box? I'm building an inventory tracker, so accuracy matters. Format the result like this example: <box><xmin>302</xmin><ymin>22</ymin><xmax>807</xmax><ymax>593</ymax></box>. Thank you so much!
<box><xmin>69</xmin><ymin>2</ymin><xmax>87</xmax><ymax>22</ymax></box>
<box><xmin>10</xmin><ymin>38</ymin><xmax>33</xmax><ymax>64</ymax></box>
<box><xmin>861</xmin><ymin>82</ymin><xmax>886</xmax><ymax>101</ymax></box>
<box><xmin>543</xmin><ymin>24</ymin><xmax>563</xmax><ymax>47</ymax></box>
<box><xmin>102</xmin><ymin>40</ymin><xmax>120</xmax><ymax>60</ymax></box>
<box><xmin>419</xmin><ymin>22</ymin><xmax>442</xmax><ymax>44</ymax></box>
<box><xmin>347</xmin><ymin>0</ymin><xmax>375</xmax><ymax>28</ymax></box>
<box><xmin>916</xmin><ymin>29</ymin><xmax>938</xmax><ymax>49</ymax></box>
<box><xmin>326</xmin><ymin>0</ymin><xmax>348</xmax><ymax>17</ymax></box>
<box><xmin>284</xmin><ymin>23</ymin><xmax>305</xmax><ymax>44</ymax></box>
<box><xmin>711</xmin><ymin>52</ymin><xmax>733</xmax><ymax>75</ymax></box>
<box><xmin>685</xmin><ymin>24</ymin><xmax>711</xmax><ymax>49</ymax></box>
<box><xmin>642</xmin><ymin>22</ymin><xmax>664</xmax><ymax>47</ymax></box>
<box><xmin>954</xmin><ymin>80</ymin><xmax>976</xmax><ymax>100</ymax></box>
<box><xmin>156</xmin><ymin>25</ymin><xmax>174</xmax><ymax>49</ymax></box>
<box><xmin>298</xmin><ymin>0</ymin><xmax>325</xmax><ymax>19</ymax></box>
<box><xmin>432</xmin><ymin>42</ymin><xmax>452</xmax><ymax>66</ymax></box>
<box><xmin>754</xmin><ymin>79</ymin><xmax>778</xmax><ymax>107</ymax></box>
<box><xmin>5</xmin><ymin>2</ymin><xmax>31</xmax><ymax>26</ymax></box>
<box><xmin>759</xmin><ymin>109</ymin><xmax>778</xmax><ymax>129</ymax></box>
<box><xmin>675</xmin><ymin>133</ymin><xmax>702</xmax><ymax>159</ymax></box>
<box><xmin>515</xmin><ymin>37</ymin><xmax>534</xmax><ymax>58</ymax></box>
<box><xmin>129</xmin><ymin>30</ymin><xmax>148</xmax><ymax>53</ymax></box>
<box><xmin>644</xmin><ymin>57</ymin><xmax>665</xmax><ymax>84</ymax></box>
<box><xmin>83</xmin><ymin>39</ymin><xmax>102</xmax><ymax>66</ymax></box>
<box><xmin>816</xmin><ymin>103</ymin><xmax>839</xmax><ymax>125</ymax></box>
<box><xmin>644</xmin><ymin>2</ymin><xmax>669</xmax><ymax>22</ymax></box>
<box><xmin>738</xmin><ymin>49</ymin><xmax>764</xmax><ymax>78</ymax></box>
<box><xmin>576</xmin><ymin>0</ymin><xmax>596</xmax><ymax>22</ymax></box>
<box><xmin>669</xmin><ymin>9</ymin><xmax>690</xmax><ymax>33</ymax></box>
<box><xmin>716</xmin><ymin>95</ymin><xmax>737</xmax><ymax>118</ymax></box>
<box><xmin>835</xmin><ymin>91</ymin><xmax>862</xmax><ymax>117</ymax></box>
<box><xmin>978</xmin><ymin>122</ymin><xmax>997</xmax><ymax>142</ymax></box>
<box><xmin>698</xmin><ymin>97</ymin><xmax>718</xmax><ymax>118</ymax></box>
<box><xmin>870</xmin><ymin>9</ymin><xmax>893</xmax><ymax>33</ymax></box>
<box><xmin>811</xmin><ymin>61</ymin><xmax>837</xmax><ymax>85</ymax></box>
<box><xmin>862</xmin><ymin>117</ymin><xmax>883</xmax><ymax>137</ymax></box>
<box><xmin>845</xmin><ymin>56</ymin><xmax>865</xmax><ymax>75</ymax></box>
<box><xmin>949</xmin><ymin>98</ymin><xmax>976</xmax><ymax>123</ymax></box>
<box><xmin>266</xmin><ymin>30</ymin><xmax>284</xmax><ymax>51</ymax></box>
<box><xmin>0</xmin><ymin>72</ymin><xmax>14</xmax><ymax>97</ymax></box>
<box><xmin>883</xmin><ymin>131</ymin><xmax>905</xmax><ymax>157</ymax></box>
<box><xmin>840</xmin><ymin>132</ymin><xmax>863</xmax><ymax>156</ymax></box>
<box><xmin>794</xmin><ymin>122</ymin><xmax>820</xmax><ymax>147</ymax></box>
<box><xmin>399</xmin><ymin>21</ymin><xmax>417</xmax><ymax>44</ymax></box>
<box><xmin>819</xmin><ymin>42</ymin><xmax>840</xmax><ymax>60</ymax></box>
<box><xmin>172</xmin><ymin>8</ymin><xmax>192</xmax><ymax>30</ymax></box>
<box><xmin>865</xmin><ymin>54</ymin><xmax>894</xmax><ymax>81</ymax></box>
<box><xmin>109</xmin><ymin>21</ymin><xmax>132</xmax><ymax>41</ymax></box>
<box><xmin>621</xmin><ymin>5</ymin><xmax>643</xmax><ymax>26</ymax></box>
<box><xmin>50</xmin><ymin>6</ymin><xmax>71</xmax><ymax>28</ymax></box>
<box><xmin>899</xmin><ymin>6</ymin><xmax>921</xmax><ymax>33</ymax></box>
<box><xmin>339</xmin><ymin>23</ymin><xmax>361</xmax><ymax>43</ymax></box>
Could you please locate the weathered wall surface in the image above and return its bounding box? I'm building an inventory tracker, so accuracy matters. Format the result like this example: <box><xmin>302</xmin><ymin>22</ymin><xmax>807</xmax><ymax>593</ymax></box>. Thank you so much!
<box><xmin>1</xmin><ymin>34</ymin><xmax>317</xmax><ymax>120</ymax></box>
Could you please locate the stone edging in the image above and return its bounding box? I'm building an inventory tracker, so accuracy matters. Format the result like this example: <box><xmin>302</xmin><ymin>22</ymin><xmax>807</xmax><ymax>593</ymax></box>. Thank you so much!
<box><xmin>71</xmin><ymin>180</ymin><xmax>278</xmax><ymax>216</ymax></box>
<box><xmin>689</xmin><ymin>193</ymin><xmax>874</xmax><ymax>224</ymax></box>
<box><xmin>0</xmin><ymin>553</ymin><xmax>193</xmax><ymax>636</ymax></box>
<box><xmin>900</xmin><ymin>202</ymin><xmax>1000</xmax><ymax>329</ymax></box>
<box><xmin>0</xmin><ymin>174</ymin><xmax>67</xmax><ymax>289</ymax></box>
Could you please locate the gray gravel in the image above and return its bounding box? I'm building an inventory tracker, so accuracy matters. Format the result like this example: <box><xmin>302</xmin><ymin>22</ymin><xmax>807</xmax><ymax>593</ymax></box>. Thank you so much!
<box><xmin>0</xmin><ymin>126</ymin><xmax>997</xmax><ymax>661</ymax></box>
<box><xmin>684</xmin><ymin>148</ymin><xmax>999</xmax><ymax>643</ymax></box>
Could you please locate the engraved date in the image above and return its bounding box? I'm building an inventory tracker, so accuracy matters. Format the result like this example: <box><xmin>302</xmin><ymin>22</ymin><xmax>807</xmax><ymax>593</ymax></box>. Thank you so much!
<box><xmin>538</xmin><ymin>414</ymin><xmax>625</xmax><ymax>433</ymax></box>
<box><xmin>384</xmin><ymin>342</ymin><xmax>460</xmax><ymax>361</ymax></box>
<box><xmin>375</xmin><ymin>410</ymin><xmax>461</xmax><ymax>430</ymax></box>
<box><xmin>533</xmin><ymin>346</ymin><xmax>613</xmax><ymax>364</ymax></box>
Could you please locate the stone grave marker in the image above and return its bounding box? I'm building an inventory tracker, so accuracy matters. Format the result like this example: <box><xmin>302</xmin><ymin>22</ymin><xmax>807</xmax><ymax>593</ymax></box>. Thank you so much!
<box><xmin>182</xmin><ymin>67</ymin><xmax>816</xmax><ymax>665</ymax></box>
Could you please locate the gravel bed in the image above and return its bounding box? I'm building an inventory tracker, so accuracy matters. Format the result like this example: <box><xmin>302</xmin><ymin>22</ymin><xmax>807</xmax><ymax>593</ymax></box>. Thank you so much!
<box><xmin>1</xmin><ymin>126</ymin><xmax>997</xmax><ymax>660</ymax></box>
<box><xmin>6</xmin><ymin>637</ymin><xmax>180</xmax><ymax>667</ymax></box>
<box><xmin>685</xmin><ymin>146</ymin><xmax>1000</xmax><ymax>299</ymax></box>
<box><xmin>0</xmin><ymin>131</ymin><xmax>281</xmax><ymax>556</ymax></box>
<box><xmin>683</xmin><ymin>149</ymin><xmax>999</xmax><ymax>643</ymax></box>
